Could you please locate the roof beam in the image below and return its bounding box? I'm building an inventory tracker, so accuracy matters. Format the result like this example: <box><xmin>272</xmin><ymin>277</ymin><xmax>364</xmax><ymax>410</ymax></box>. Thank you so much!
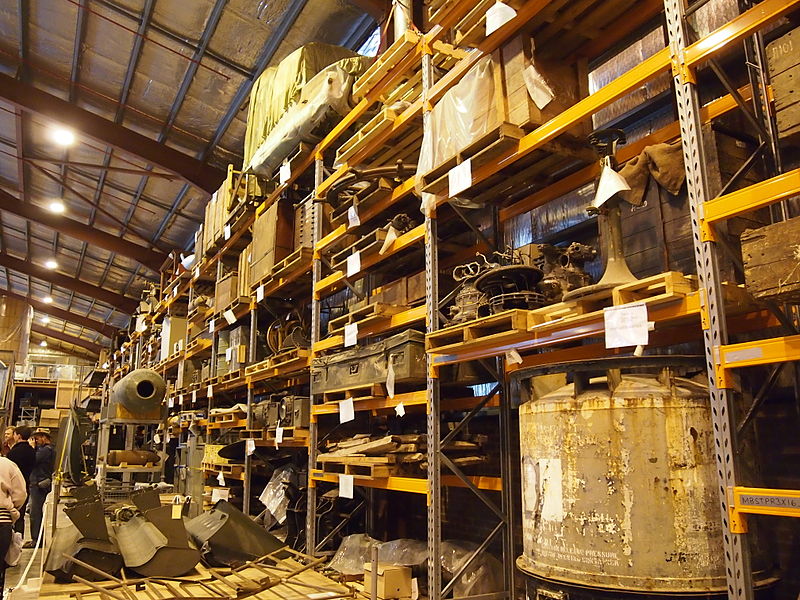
<box><xmin>0</xmin><ymin>253</ymin><xmax>138</xmax><ymax>313</ymax></box>
<box><xmin>2</xmin><ymin>290</ymin><xmax>115</xmax><ymax>338</ymax></box>
<box><xmin>0</xmin><ymin>72</ymin><xmax>225</xmax><ymax>194</ymax></box>
<box><xmin>30</xmin><ymin>334</ymin><xmax>99</xmax><ymax>360</ymax></box>
<box><xmin>31</xmin><ymin>324</ymin><xmax>103</xmax><ymax>354</ymax></box>
<box><xmin>0</xmin><ymin>188</ymin><xmax>168</xmax><ymax>271</ymax></box>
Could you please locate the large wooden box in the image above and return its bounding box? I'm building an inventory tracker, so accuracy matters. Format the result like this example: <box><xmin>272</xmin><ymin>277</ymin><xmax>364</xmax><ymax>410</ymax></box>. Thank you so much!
<box><xmin>250</xmin><ymin>198</ymin><xmax>294</xmax><ymax>283</ymax></box>
<box><xmin>214</xmin><ymin>273</ymin><xmax>239</xmax><ymax>313</ymax></box>
<box><xmin>767</xmin><ymin>27</ymin><xmax>800</xmax><ymax>144</ymax></box>
<box><xmin>741</xmin><ymin>216</ymin><xmax>800</xmax><ymax>303</ymax></box>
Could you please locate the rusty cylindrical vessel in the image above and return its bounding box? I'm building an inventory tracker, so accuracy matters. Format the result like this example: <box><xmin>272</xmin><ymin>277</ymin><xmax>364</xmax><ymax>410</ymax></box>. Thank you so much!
<box><xmin>517</xmin><ymin>361</ymin><xmax>727</xmax><ymax>595</ymax></box>
<box><xmin>111</xmin><ymin>368</ymin><xmax>166</xmax><ymax>415</ymax></box>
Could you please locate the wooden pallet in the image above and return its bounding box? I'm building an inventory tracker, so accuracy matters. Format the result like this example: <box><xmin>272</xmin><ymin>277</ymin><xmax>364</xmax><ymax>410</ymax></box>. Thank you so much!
<box><xmin>327</xmin><ymin>302</ymin><xmax>408</xmax><ymax>336</ymax></box>
<box><xmin>269</xmin><ymin>347</ymin><xmax>310</xmax><ymax>369</ymax></box>
<box><xmin>330</xmin><ymin>228</ymin><xmax>388</xmax><ymax>271</ymax></box>
<box><xmin>202</xmin><ymin>462</ymin><xmax>244</xmax><ymax>477</ymax></box>
<box><xmin>420</xmin><ymin>122</ymin><xmax>525</xmax><ymax>195</ymax></box>
<box><xmin>317</xmin><ymin>455</ymin><xmax>397</xmax><ymax>479</ymax></box>
<box><xmin>271</xmin><ymin>140</ymin><xmax>318</xmax><ymax>183</ymax></box>
<box><xmin>353</xmin><ymin>30</ymin><xmax>421</xmax><ymax>101</ymax></box>
<box><xmin>215</xmin><ymin>296</ymin><xmax>250</xmax><ymax>320</ymax></box>
<box><xmin>185</xmin><ymin>337</ymin><xmax>212</xmax><ymax>358</ymax></box>
<box><xmin>321</xmin><ymin>383</ymin><xmax>388</xmax><ymax>404</ymax></box>
<box><xmin>426</xmin><ymin>308</ymin><xmax>530</xmax><ymax>351</ymax></box>
<box><xmin>330</xmin><ymin>177</ymin><xmax>395</xmax><ymax>227</ymax></box>
<box><xmin>250</xmin><ymin>247</ymin><xmax>313</xmax><ymax>293</ymax></box>
<box><xmin>208</xmin><ymin>408</ymin><xmax>246</xmax><ymax>426</ymax></box>
<box><xmin>452</xmin><ymin>0</ymin><xmax>527</xmax><ymax>47</ymax></box>
<box><xmin>218</xmin><ymin>368</ymin><xmax>244</xmax><ymax>383</ymax></box>
<box><xmin>265</xmin><ymin>427</ymin><xmax>309</xmax><ymax>442</ymax></box>
<box><xmin>336</xmin><ymin>107</ymin><xmax>401</xmax><ymax>167</ymax></box>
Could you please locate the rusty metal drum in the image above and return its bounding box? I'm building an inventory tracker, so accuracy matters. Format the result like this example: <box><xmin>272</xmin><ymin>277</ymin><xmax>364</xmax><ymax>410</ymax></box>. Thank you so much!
<box><xmin>517</xmin><ymin>370</ymin><xmax>727</xmax><ymax>594</ymax></box>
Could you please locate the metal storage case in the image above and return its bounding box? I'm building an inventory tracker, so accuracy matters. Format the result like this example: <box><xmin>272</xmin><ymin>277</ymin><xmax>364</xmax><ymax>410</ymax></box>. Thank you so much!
<box><xmin>311</xmin><ymin>329</ymin><xmax>426</xmax><ymax>394</ymax></box>
<box><xmin>518</xmin><ymin>370</ymin><xmax>728</xmax><ymax>595</ymax></box>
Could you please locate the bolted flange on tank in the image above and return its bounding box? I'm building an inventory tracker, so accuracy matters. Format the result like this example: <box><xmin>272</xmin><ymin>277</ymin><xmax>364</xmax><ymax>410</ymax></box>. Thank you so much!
<box><xmin>515</xmin><ymin>357</ymin><xmax>729</xmax><ymax>596</ymax></box>
<box><xmin>111</xmin><ymin>369</ymin><xmax>166</xmax><ymax>415</ymax></box>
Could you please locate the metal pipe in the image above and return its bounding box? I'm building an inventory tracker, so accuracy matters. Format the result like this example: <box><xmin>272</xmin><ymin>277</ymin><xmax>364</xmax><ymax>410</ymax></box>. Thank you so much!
<box><xmin>370</xmin><ymin>544</ymin><xmax>379</xmax><ymax>600</ymax></box>
<box><xmin>393</xmin><ymin>0</ymin><xmax>412</xmax><ymax>41</ymax></box>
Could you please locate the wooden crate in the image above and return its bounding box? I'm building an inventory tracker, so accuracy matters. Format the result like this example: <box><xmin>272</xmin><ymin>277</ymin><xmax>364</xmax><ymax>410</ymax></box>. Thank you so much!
<box><xmin>741</xmin><ymin>216</ymin><xmax>800</xmax><ymax>303</ymax></box>
<box><xmin>767</xmin><ymin>26</ymin><xmax>800</xmax><ymax>143</ymax></box>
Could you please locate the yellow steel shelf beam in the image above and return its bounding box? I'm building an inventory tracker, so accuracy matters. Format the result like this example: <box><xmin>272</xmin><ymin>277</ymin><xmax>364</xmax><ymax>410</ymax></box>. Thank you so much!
<box><xmin>702</xmin><ymin>168</ymin><xmax>800</xmax><ymax>237</ymax></box>
<box><xmin>311</xmin><ymin>390</ymin><xmax>428</xmax><ymax>418</ymax></box>
<box><xmin>717</xmin><ymin>334</ymin><xmax>800</xmax><ymax>389</ymax></box>
<box><xmin>729</xmin><ymin>486</ymin><xmax>800</xmax><ymax>534</ymax></box>
<box><xmin>310</xmin><ymin>471</ymin><xmax>502</xmax><ymax>494</ymax></box>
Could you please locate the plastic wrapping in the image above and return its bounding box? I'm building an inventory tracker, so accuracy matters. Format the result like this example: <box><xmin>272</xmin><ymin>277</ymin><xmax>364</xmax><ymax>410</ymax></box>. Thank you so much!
<box><xmin>441</xmin><ymin>540</ymin><xmax>503</xmax><ymax>597</ymax></box>
<box><xmin>258</xmin><ymin>464</ymin><xmax>298</xmax><ymax>524</ymax></box>
<box><xmin>244</xmin><ymin>43</ymin><xmax>364</xmax><ymax>165</ymax></box>
<box><xmin>246</xmin><ymin>56</ymin><xmax>372</xmax><ymax>177</ymax></box>
<box><xmin>327</xmin><ymin>533</ymin><xmax>380</xmax><ymax>575</ymax></box>
<box><xmin>377</xmin><ymin>539</ymin><xmax>428</xmax><ymax>566</ymax></box>
<box><xmin>416</xmin><ymin>55</ymin><xmax>499</xmax><ymax>194</ymax></box>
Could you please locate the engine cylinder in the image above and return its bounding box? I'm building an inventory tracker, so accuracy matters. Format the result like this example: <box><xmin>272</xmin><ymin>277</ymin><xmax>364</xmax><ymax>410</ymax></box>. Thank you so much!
<box><xmin>111</xmin><ymin>369</ymin><xmax>166</xmax><ymax>415</ymax></box>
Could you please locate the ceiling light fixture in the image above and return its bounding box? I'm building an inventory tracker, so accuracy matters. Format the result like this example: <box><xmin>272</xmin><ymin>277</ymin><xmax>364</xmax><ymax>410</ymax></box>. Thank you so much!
<box><xmin>45</xmin><ymin>259</ymin><xmax>58</xmax><ymax>270</ymax></box>
<box><xmin>43</xmin><ymin>296</ymin><xmax>53</xmax><ymax>304</ymax></box>
<box><xmin>41</xmin><ymin>315</ymin><xmax>50</xmax><ymax>324</ymax></box>
<box><xmin>51</xmin><ymin>126</ymin><xmax>75</xmax><ymax>147</ymax></box>
<box><xmin>48</xmin><ymin>200</ymin><xmax>65</xmax><ymax>214</ymax></box>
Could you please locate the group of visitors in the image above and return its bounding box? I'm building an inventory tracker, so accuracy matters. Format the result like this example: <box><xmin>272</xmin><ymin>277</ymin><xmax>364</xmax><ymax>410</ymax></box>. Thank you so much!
<box><xmin>0</xmin><ymin>425</ymin><xmax>54</xmax><ymax>592</ymax></box>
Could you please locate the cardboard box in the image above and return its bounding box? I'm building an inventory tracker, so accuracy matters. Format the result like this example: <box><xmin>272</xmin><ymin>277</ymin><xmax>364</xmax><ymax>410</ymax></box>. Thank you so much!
<box><xmin>363</xmin><ymin>564</ymin><xmax>412</xmax><ymax>600</ymax></box>
<box><xmin>215</xmin><ymin>273</ymin><xmax>239</xmax><ymax>313</ymax></box>
<box><xmin>238</xmin><ymin>243</ymin><xmax>252</xmax><ymax>297</ymax></box>
<box><xmin>33</xmin><ymin>366</ymin><xmax>50</xmax><ymax>379</ymax></box>
<box><xmin>161</xmin><ymin>316</ymin><xmax>187</xmax><ymax>359</ymax></box>
<box><xmin>39</xmin><ymin>408</ymin><xmax>63</xmax><ymax>428</ymax></box>
<box><xmin>250</xmin><ymin>198</ymin><xmax>294</xmax><ymax>281</ymax></box>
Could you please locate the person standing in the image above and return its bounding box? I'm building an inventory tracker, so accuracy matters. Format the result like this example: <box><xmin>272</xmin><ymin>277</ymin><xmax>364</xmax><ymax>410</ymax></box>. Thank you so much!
<box><xmin>28</xmin><ymin>431</ymin><xmax>54</xmax><ymax>548</ymax></box>
<box><xmin>0</xmin><ymin>455</ymin><xmax>26</xmax><ymax>594</ymax></box>
<box><xmin>6</xmin><ymin>427</ymin><xmax>35</xmax><ymax>539</ymax></box>
<box><xmin>1</xmin><ymin>428</ymin><xmax>13</xmax><ymax>457</ymax></box>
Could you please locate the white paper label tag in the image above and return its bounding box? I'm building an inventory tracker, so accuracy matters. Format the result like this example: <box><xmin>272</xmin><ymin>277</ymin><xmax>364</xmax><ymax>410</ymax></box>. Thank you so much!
<box><xmin>386</xmin><ymin>360</ymin><xmax>396</xmax><ymax>399</ymax></box>
<box><xmin>593</xmin><ymin>164</ymin><xmax>631</xmax><ymax>209</ymax></box>
<box><xmin>279</xmin><ymin>162</ymin><xmax>291</xmax><ymax>185</ymax></box>
<box><xmin>275</xmin><ymin>426</ymin><xmax>284</xmax><ymax>444</ymax></box>
<box><xmin>256</xmin><ymin>285</ymin><xmax>264</xmax><ymax>302</ymax></box>
<box><xmin>246</xmin><ymin>439</ymin><xmax>256</xmax><ymax>456</ymax></box>
<box><xmin>505</xmin><ymin>349</ymin><xmax>523</xmax><ymax>365</ymax></box>
<box><xmin>168</xmin><ymin>397</ymin><xmax>174</xmax><ymax>408</ymax></box>
<box><xmin>448</xmin><ymin>158</ymin><xmax>472</xmax><ymax>197</ymax></box>
<box><xmin>179</xmin><ymin>394</ymin><xmax>184</xmax><ymax>405</ymax></box>
<box><xmin>207</xmin><ymin>384</ymin><xmax>213</xmax><ymax>397</ymax></box>
<box><xmin>523</xmin><ymin>63</ymin><xmax>555</xmax><ymax>110</ymax></box>
<box><xmin>344</xmin><ymin>322</ymin><xmax>358</xmax><ymax>347</ymax></box>
<box><xmin>411</xmin><ymin>578</ymin><xmax>419</xmax><ymax>600</ymax></box>
<box><xmin>603</xmin><ymin>303</ymin><xmax>649</xmax><ymax>348</ymax></box>
<box><xmin>339</xmin><ymin>398</ymin><xmax>355</xmax><ymax>423</ymax></box>
<box><xmin>172</xmin><ymin>287</ymin><xmax>178</xmax><ymax>298</ymax></box>
<box><xmin>193</xmin><ymin>266</ymin><xmax>200</xmax><ymax>280</ymax></box>
<box><xmin>346</xmin><ymin>251</ymin><xmax>361</xmax><ymax>277</ymax></box>
<box><xmin>171</xmin><ymin>503</ymin><xmax>182</xmax><ymax>519</ymax></box>
<box><xmin>395</xmin><ymin>402</ymin><xmax>405</xmax><ymax>417</ymax></box>
<box><xmin>379</xmin><ymin>226</ymin><xmax>398</xmax><ymax>255</ymax></box>
<box><xmin>211</xmin><ymin>487</ymin><xmax>229</xmax><ymax>503</ymax></box>
<box><xmin>225</xmin><ymin>347</ymin><xmax>232</xmax><ymax>361</ymax></box>
<box><xmin>223</xmin><ymin>309</ymin><xmax>236</xmax><ymax>325</ymax></box>
<box><xmin>486</xmin><ymin>0</ymin><xmax>517</xmax><ymax>35</ymax></box>
<box><xmin>192</xmin><ymin>390</ymin><xmax>197</xmax><ymax>403</ymax></box>
<box><xmin>224</xmin><ymin>225</ymin><xmax>231</xmax><ymax>240</ymax></box>
<box><xmin>347</xmin><ymin>205</ymin><xmax>360</xmax><ymax>228</ymax></box>
<box><xmin>216</xmin><ymin>471</ymin><xmax>225</xmax><ymax>485</ymax></box>
<box><xmin>154</xmin><ymin>433</ymin><xmax>161</xmax><ymax>445</ymax></box>
<box><xmin>338</xmin><ymin>474</ymin><xmax>354</xmax><ymax>499</ymax></box>
<box><xmin>209</xmin><ymin>319</ymin><xmax>215</xmax><ymax>334</ymax></box>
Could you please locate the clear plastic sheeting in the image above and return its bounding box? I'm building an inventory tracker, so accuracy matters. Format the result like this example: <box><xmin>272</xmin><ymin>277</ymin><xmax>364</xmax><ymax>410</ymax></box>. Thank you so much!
<box><xmin>258</xmin><ymin>464</ymin><xmax>298</xmax><ymax>524</ymax></box>
<box><xmin>416</xmin><ymin>56</ymin><xmax>499</xmax><ymax>194</ymax></box>
<box><xmin>246</xmin><ymin>56</ymin><xmax>372</xmax><ymax>177</ymax></box>
<box><xmin>441</xmin><ymin>540</ymin><xmax>503</xmax><ymax>597</ymax></box>
<box><xmin>328</xmin><ymin>533</ymin><xmax>380</xmax><ymax>575</ymax></box>
<box><xmin>244</xmin><ymin>43</ymin><xmax>365</xmax><ymax>165</ymax></box>
<box><xmin>328</xmin><ymin>534</ymin><xmax>501</xmax><ymax>596</ymax></box>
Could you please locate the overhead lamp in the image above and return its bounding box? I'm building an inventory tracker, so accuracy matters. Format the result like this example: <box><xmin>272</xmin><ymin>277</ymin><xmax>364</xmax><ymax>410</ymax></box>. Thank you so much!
<box><xmin>43</xmin><ymin>296</ymin><xmax>53</xmax><ymax>304</ymax></box>
<box><xmin>51</xmin><ymin>126</ymin><xmax>75</xmax><ymax>147</ymax></box>
<box><xmin>41</xmin><ymin>315</ymin><xmax>50</xmax><ymax>324</ymax></box>
<box><xmin>44</xmin><ymin>259</ymin><xmax>58</xmax><ymax>270</ymax></box>
<box><xmin>48</xmin><ymin>200</ymin><xmax>65</xmax><ymax>214</ymax></box>
<box><xmin>40</xmin><ymin>340</ymin><xmax>48</xmax><ymax>347</ymax></box>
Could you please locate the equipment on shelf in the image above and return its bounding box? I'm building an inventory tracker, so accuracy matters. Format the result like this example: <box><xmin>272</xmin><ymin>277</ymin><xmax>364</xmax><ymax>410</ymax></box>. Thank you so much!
<box><xmin>252</xmin><ymin>394</ymin><xmax>310</xmax><ymax>431</ymax></box>
<box><xmin>449</xmin><ymin>248</ymin><xmax>545</xmax><ymax>324</ymax></box>
<box><xmin>106</xmin><ymin>449</ymin><xmax>161</xmax><ymax>467</ymax></box>
<box><xmin>266</xmin><ymin>309</ymin><xmax>310</xmax><ymax>355</ymax></box>
<box><xmin>326</xmin><ymin>161</ymin><xmax>416</xmax><ymax>217</ymax></box>
<box><xmin>111</xmin><ymin>369</ymin><xmax>167</xmax><ymax>415</ymax></box>
<box><xmin>385</xmin><ymin>212</ymin><xmax>417</xmax><ymax>235</ymax></box>
<box><xmin>563</xmin><ymin>129</ymin><xmax>638</xmax><ymax>300</ymax></box>
<box><xmin>535</xmin><ymin>243</ymin><xmax>597</xmax><ymax>303</ymax></box>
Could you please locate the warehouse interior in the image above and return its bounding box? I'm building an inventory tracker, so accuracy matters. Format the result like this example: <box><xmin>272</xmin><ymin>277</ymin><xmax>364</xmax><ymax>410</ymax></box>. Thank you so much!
<box><xmin>0</xmin><ymin>0</ymin><xmax>798</xmax><ymax>599</ymax></box>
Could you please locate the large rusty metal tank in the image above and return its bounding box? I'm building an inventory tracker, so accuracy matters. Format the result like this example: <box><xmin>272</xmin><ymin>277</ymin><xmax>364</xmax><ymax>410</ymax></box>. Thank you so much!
<box><xmin>517</xmin><ymin>365</ymin><xmax>728</xmax><ymax>595</ymax></box>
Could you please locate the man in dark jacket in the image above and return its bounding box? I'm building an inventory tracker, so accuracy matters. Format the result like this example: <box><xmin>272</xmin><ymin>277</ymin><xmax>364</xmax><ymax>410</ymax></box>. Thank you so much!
<box><xmin>7</xmin><ymin>426</ymin><xmax>35</xmax><ymax>537</ymax></box>
<box><xmin>29</xmin><ymin>430</ymin><xmax>54</xmax><ymax>547</ymax></box>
